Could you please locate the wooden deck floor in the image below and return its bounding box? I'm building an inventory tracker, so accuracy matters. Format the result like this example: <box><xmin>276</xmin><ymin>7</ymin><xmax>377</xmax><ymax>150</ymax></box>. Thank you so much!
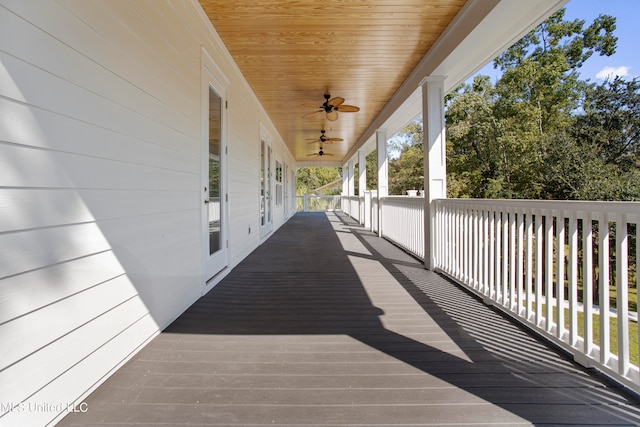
<box><xmin>60</xmin><ymin>212</ymin><xmax>640</xmax><ymax>426</ymax></box>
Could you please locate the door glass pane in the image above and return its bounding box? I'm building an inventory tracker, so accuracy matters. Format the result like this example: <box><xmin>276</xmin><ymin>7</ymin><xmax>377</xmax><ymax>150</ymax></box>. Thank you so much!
<box><xmin>267</xmin><ymin>146</ymin><xmax>272</xmax><ymax>223</ymax></box>
<box><xmin>260</xmin><ymin>140</ymin><xmax>265</xmax><ymax>226</ymax></box>
<box><xmin>209</xmin><ymin>87</ymin><xmax>222</xmax><ymax>255</ymax></box>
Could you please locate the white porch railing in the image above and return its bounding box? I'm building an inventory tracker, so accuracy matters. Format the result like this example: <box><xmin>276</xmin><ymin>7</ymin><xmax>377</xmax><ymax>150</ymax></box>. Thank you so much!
<box><xmin>380</xmin><ymin>196</ymin><xmax>425</xmax><ymax>258</ymax></box>
<box><xmin>349</xmin><ymin>196</ymin><xmax>360</xmax><ymax>223</ymax></box>
<box><xmin>296</xmin><ymin>194</ymin><xmax>341</xmax><ymax>212</ymax></box>
<box><xmin>343</xmin><ymin>195</ymin><xmax>640</xmax><ymax>394</ymax></box>
<box><xmin>434</xmin><ymin>199</ymin><xmax>640</xmax><ymax>392</ymax></box>
<box><xmin>371</xmin><ymin>195</ymin><xmax>378</xmax><ymax>233</ymax></box>
<box><xmin>207</xmin><ymin>197</ymin><xmax>221</xmax><ymax>222</ymax></box>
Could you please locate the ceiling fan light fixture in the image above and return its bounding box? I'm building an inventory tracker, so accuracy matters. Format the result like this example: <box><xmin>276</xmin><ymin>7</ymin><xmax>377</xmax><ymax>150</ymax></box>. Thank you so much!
<box><xmin>306</xmin><ymin>129</ymin><xmax>344</xmax><ymax>144</ymax></box>
<box><xmin>307</xmin><ymin>145</ymin><xmax>333</xmax><ymax>157</ymax></box>
<box><xmin>302</xmin><ymin>93</ymin><xmax>360</xmax><ymax>121</ymax></box>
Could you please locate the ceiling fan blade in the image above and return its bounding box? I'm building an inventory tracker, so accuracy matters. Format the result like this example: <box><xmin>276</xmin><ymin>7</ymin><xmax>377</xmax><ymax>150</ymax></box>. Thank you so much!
<box><xmin>336</xmin><ymin>105</ymin><xmax>359</xmax><ymax>112</ymax></box>
<box><xmin>328</xmin><ymin>97</ymin><xmax>345</xmax><ymax>107</ymax></box>
<box><xmin>326</xmin><ymin>110</ymin><xmax>338</xmax><ymax>121</ymax></box>
<box><xmin>328</xmin><ymin>137</ymin><xmax>344</xmax><ymax>142</ymax></box>
<box><xmin>302</xmin><ymin>110</ymin><xmax>323</xmax><ymax>119</ymax></box>
<box><xmin>307</xmin><ymin>153</ymin><xmax>319</xmax><ymax>156</ymax></box>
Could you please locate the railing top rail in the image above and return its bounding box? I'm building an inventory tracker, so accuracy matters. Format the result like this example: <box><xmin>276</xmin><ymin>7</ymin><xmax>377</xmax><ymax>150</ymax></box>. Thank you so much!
<box><xmin>435</xmin><ymin>198</ymin><xmax>640</xmax><ymax>217</ymax></box>
<box><xmin>380</xmin><ymin>196</ymin><xmax>425</xmax><ymax>206</ymax></box>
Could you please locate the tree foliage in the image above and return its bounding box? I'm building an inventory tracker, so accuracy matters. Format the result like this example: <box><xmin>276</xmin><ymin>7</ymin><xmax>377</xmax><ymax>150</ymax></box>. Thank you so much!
<box><xmin>296</xmin><ymin>167</ymin><xmax>341</xmax><ymax>195</ymax></box>
<box><xmin>574</xmin><ymin>77</ymin><xmax>640</xmax><ymax>168</ymax></box>
<box><xmin>387</xmin><ymin>8</ymin><xmax>640</xmax><ymax>201</ymax></box>
<box><xmin>366</xmin><ymin>150</ymin><xmax>378</xmax><ymax>190</ymax></box>
<box><xmin>388</xmin><ymin>120</ymin><xmax>424</xmax><ymax>195</ymax></box>
<box><xmin>543</xmin><ymin>77</ymin><xmax>640</xmax><ymax>200</ymax></box>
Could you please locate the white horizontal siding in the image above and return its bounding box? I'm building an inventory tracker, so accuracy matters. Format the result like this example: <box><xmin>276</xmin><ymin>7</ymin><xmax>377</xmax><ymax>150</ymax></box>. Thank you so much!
<box><xmin>0</xmin><ymin>98</ymin><xmax>198</xmax><ymax>172</ymax></box>
<box><xmin>1</xmin><ymin>143</ymin><xmax>198</xmax><ymax>191</ymax></box>
<box><xmin>0</xmin><ymin>303</ymin><xmax>157</xmax><ymax>427</ymax></box>
<box><xmin>0</xmin><ymin>188</ymin><xmax>195</xmax><ymax>233</ymax></box>
<box><xmin>0</xmin><ymin>0</ymin><xmax>295</xmax><ymax>424</ymax></box>
<box><xmin>0</xmin><ymin>52</ymin><xmax>197</xmax><ymax>157</ymax></box>
<box><xmin>1</xmin><ymin>1</ymin><xmax>199</xmax><ymax>140</ymax></box>
<box><xmin>0</xmin><ymin>275</ymin><xmax>138</xmax><ymax>369</ymax></box>
<box><xmin>0</xmin><ymin>251</ymin><xmax>124</xmax><ymax>324</ymax></box>
<box><xmin>1</xmin><ymin>223</ymin><xmax>114</xmax><ymax>279</ymax></box>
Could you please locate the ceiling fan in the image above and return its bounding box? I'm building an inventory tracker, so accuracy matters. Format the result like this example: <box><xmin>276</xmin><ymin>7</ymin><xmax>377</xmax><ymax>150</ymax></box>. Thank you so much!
<box><xmin>302</xmin><ymin>93</ymin><xmax>360</xmax><ymax>121</ymax></box>
<box><xmin>306</xmin><ymin>129</ymin><xmax>344</xmax><ymax>144</ymax></box>
<box><xmin>307</xmin><ymin>147</ymin><xmax>333</xmax><ymax>157</ymax></box>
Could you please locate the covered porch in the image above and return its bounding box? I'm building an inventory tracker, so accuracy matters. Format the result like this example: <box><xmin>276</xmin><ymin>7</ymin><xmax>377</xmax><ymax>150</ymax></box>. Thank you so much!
<box><xmin>59</xmin><ymin>212</ymin><xmax>640</xmax><ymax>426</ymax></box>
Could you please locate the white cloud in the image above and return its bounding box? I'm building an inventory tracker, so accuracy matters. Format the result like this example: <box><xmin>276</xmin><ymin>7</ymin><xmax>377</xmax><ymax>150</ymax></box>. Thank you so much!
<box><xmin>595</xmin><ymin>66</ymin><xmax>630</xmax><ymax>80</ymax></box>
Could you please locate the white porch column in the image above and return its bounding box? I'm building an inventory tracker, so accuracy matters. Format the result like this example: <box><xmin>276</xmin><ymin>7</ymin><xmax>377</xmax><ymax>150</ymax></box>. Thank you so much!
<box><xmin>422</xmin><ymin>77</ymin><xmax>447</xmax><ymax>270</ymax></box>
<box><xmin>341</xmin><ymin>162</ymin><xmax>348</xmax><ymax>214</ymax></box>
<box><xmin>348</xmin><ymin>159</ymin><xmax>355</xmax><ymax>197</ymax></box>
<box><xmin>358</xmin><ymin>148</ymin><xmax>367</xmax><ymax>225</ymax></box>
<box><xmin>342</xmin><ymin>163</ymin><xmax>348</xmax><ymax>195</ymax></box>
<box><xmin>376</xmin><ymin>129</ymin><xmax>388</xmax><ymax>236</ymax></box>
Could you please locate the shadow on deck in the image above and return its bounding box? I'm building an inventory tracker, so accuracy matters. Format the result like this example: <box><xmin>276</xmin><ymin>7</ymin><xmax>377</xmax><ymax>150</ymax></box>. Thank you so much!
<box><xmin>60</xmin><ymin>212</ymin><xmax>640</xmax><ymax>426</ymax></box>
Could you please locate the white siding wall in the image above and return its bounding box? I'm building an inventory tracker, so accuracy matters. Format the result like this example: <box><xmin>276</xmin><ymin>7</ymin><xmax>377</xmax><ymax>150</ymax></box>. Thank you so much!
<box><xmin>0</xmin><ymin>0</ymin><xmax>293</xmax><ymax>425</ymax></box>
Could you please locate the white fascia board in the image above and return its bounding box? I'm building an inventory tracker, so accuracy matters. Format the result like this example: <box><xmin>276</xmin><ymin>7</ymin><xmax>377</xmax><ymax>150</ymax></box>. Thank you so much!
<box><xmin>296</xmin><ymin>161</ymin><xmax>344</xmax><ymax>168</ymax></box>
<box><xmin>433</xmin><ymin>0</ymin><xmax>571</xmax><ymax>92</ymax></box>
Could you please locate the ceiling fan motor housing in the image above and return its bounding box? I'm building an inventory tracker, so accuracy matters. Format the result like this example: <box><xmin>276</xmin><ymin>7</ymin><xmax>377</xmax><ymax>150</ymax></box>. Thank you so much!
<box><xmin>322</xmin><ymin>95</ymin><xmax>334</xmax><ymax>112</ymax></box>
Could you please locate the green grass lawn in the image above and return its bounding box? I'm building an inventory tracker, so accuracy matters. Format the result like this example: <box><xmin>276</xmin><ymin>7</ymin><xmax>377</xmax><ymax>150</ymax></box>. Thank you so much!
<box><xmin>580</xmin><ymin>284</ymin><xmax>637</xmax><ymax>365</ymax></box>
<box><xmin>609</xmin><ymin>285</ymin><xmax>638</xmax><ymax>313</ymax></box>
<box><xmin>569</xmin><ymin>309</ymin><xmax>639</xmax><ymax>366</ymax></box>
<box><xmin>543</xmin><ymin>303</ymin><xmax>639</xmax><ymax>366</ymax></box>
<box><xmin>557</xmin><ymin>283</ymin><xmax>638</xmax><ymax>364</ymax></box>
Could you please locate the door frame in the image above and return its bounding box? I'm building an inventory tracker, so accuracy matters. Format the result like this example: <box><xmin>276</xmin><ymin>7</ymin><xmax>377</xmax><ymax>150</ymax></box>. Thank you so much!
<box><xmin>201</xmin><ymin>47</ymin><xmax>229</xmax><ymax>292</ymax></box>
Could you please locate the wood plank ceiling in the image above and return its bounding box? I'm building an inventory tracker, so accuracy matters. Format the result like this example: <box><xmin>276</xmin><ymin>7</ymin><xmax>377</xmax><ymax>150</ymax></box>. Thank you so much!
<box><xmin>198</xmin><ymin>0</ymin><xmax>466</xmax><ymax>164</ymax></box>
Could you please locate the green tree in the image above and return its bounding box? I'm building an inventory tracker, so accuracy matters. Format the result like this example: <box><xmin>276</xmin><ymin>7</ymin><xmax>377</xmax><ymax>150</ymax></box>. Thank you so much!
<box><xmin>366</xmin><ymin>150</ymin><xmax>378</xmax><ymax>190</ymax></box>
<box><xmin>446</xmin><ymin>8</ymin><xmax>617</xmax><ymax>200</ymax></box>
<box><xmin>446</xmin><ymin>75</ymin><xmax>503</xmax><ymax>197</ymax></box>
<box><xmin>495</xmin><ymin>9</ymin><xmax>615</xmax><ymax>197</ymax></box>
<box><xmin>376</xmin><ymin>10</ymin><xmax>630</xmax><ymax>202</ymax></box>
<box><xmin>544</xmin><ymin>77</ymin><xmax>640</xmax><ymax>201</ymax></box>
<box><xmin>296</xmin><ymin>167</ymin><xmax>341</xmax><ymax>195</ymax></box>
<box><xmin>574</xmin><ymin>77</ymin><xmax>640</xmax><ymax>169</ymax></box>
<box><xmin>388</xmin><ymin>119</ymin><xmax>424</xmax><ymax>195</ymax></box>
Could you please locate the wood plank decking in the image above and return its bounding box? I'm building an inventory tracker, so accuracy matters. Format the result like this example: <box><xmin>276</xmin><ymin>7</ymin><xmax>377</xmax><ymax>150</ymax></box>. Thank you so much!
<box><xmin>59</xmin><ymin>212</ymin><xmax>640</xmax><ymax>426</ymax></box>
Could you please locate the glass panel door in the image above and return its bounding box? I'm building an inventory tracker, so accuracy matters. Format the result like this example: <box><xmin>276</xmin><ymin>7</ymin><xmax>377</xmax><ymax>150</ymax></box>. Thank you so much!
<box><xmin>202</xmin><ymin>83</ymin><xmax>227</xmax><ymax>284</ymax></box>
<box><xmin>208</xmin><ymin>87</ymin><xmax>222</xmax><ymax>255</ymax></box>
<box><xmin>260</xmin><ymin>137</ymin><xmax>273</xmax><ymax>236</ymax></box>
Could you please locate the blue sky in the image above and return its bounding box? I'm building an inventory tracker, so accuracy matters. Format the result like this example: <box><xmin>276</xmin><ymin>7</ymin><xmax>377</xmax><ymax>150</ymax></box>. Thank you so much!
<box><xmin>475</xmin><ymin>0</ymin><xmax>639</xmax><ymax>82</ymax></box>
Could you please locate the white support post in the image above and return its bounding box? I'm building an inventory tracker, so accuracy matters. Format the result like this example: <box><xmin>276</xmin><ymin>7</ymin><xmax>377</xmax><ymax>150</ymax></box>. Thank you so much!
<box><xmin>348</xmin><ymin>159</ymin><xmax>355</xmax><ymax>198</ymax></box>
<box><xmin>421</xmin><ymin>77</ymin><xmax>447</xmax><ymax>270</ymax></box>
<box><xmin>376</xmin><ymin>129</ymin><xmax>388</xmax><ymax>236</ymax></box>
<box><xmin>342</xmin><ymin>163</ymin><xmax>348</xmax><ymax>196</ymax></box>
<box><xmin>341</xmin><ymin>163</ymin><xmax>348</xmax><ymax>215</ymax></box>
<box><xmin>358</xmin><ymin>148</ymin><xmax>367</xmax><ymax>225</ymax></box>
